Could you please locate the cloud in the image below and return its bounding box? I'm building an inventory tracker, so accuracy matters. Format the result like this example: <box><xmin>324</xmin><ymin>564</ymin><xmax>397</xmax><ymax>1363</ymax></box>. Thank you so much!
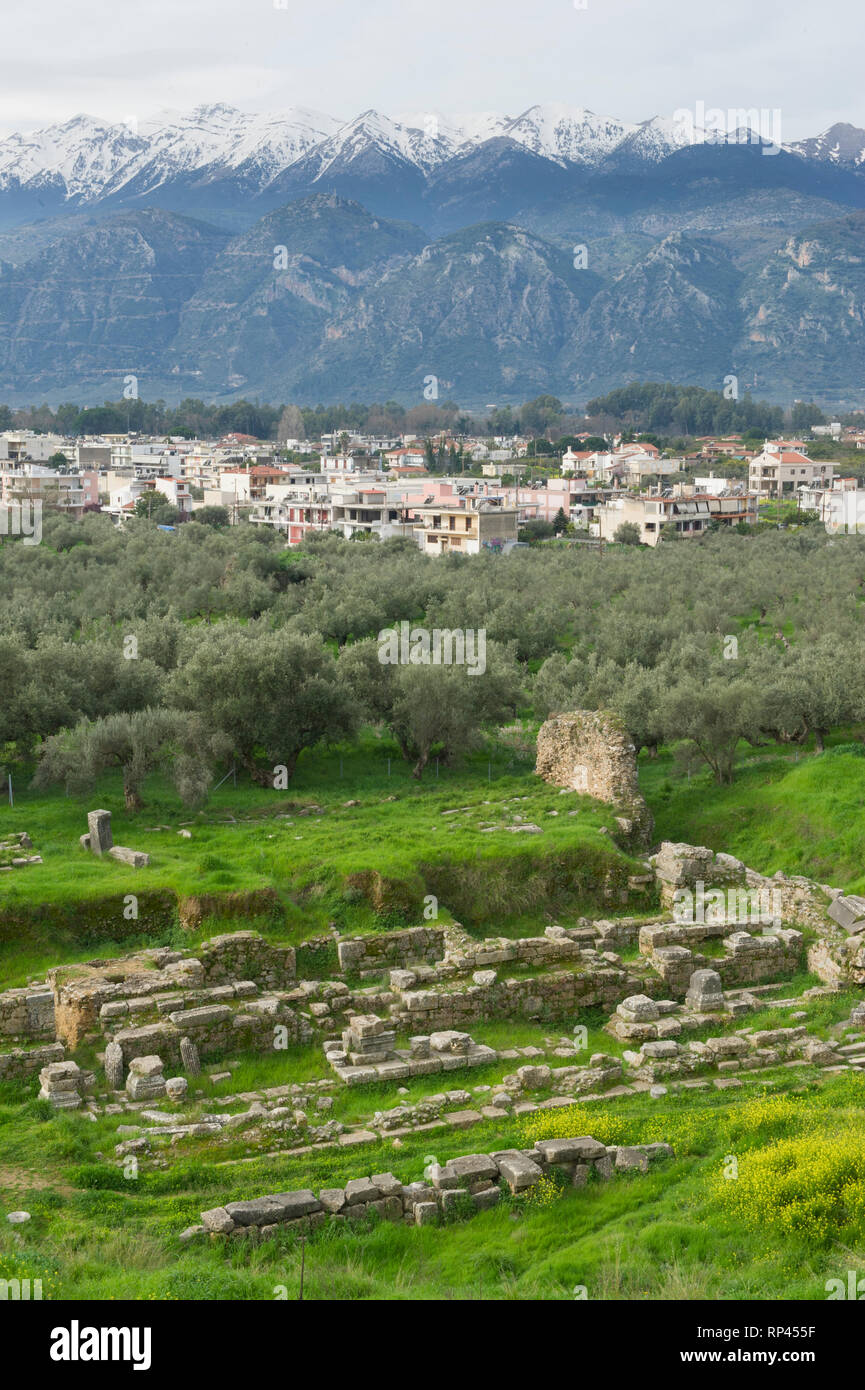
<box><xmin>0</xmin><ymin>0</ymin><xmax>860</xmax><ymax>139</ymax></box>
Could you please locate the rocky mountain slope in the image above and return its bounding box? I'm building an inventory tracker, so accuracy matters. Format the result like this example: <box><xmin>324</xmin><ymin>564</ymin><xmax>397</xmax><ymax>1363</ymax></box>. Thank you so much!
<box><xmin>0</xmin><ymin>103</ymin><xmax>864</xmax><ymax>405</ymax></box>
<box><xmin>1</xmin><ymin>192</ymin><xmax>863</xmax><ymax>407</ymax></box>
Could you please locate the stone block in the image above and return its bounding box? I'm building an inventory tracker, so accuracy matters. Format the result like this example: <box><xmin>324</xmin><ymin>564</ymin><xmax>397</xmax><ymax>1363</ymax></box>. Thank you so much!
<box><xmin>180</xmin><ymin>1037</ymin><xmax>200</xmax><ymax>1076</ymax></box>
<box><xmin>104</xmin><ymin>1041</ymin><xmax>124</xmax><ymax>1090</ymax></box>
<box><xmin>617</xmin><ymin>994</ymin><xmax>659</xmax><ymax>1022</ymax></box>
<box><xmin>345</xmin><ymin>1177</ymin><xmax>381</xmax><ymax>1205</ymax></box>
<box><xmin>108</xmin><ymin>846</ymin><xmax>150</xmax><ymax>868</ymax></box>
<box><xmin>87</xmin><ymin>809</ymin><xmax>113</xmax><ymax>855</ymax></box>
<box><xmin>534</xmin><ymin>1136</ymin><xmax>606</xmax><ymax>1164</ymax></box>
<box><xmin>129</xmin><ymin>1055</ymin><xmax>164</xmax><ymax>1078</ymax></box>
<box><xmin>370</xmin><ymin>1172</ymin><xmax>403</xmax><ymax>1197</ymax></box>
<box><xmin>497</xmin><ymin>1152</ymin><xmax>543</xmax><ymax>1192</ymax></box>
<box><xmin>615</xmin><ymin>1146</ymin><xmax>650</xmax><ymax>1173</ymax></box>
<box><xmin>201</xmin><ymin>1206</ymin><xmax>235</xmax><ymax>1234</ymax></box>
<box><xmin>436</xmin><ymin>1154</ymin><xmax>498</xmax><ymax>1188</ymax></box>
<box><xmin>685</xmin><ymin>968</ymin><xmax>725</xmax><ymax>1013</ymax></box>
<box><xmin>319</xmin><ymin>1188</ymin><xmax>346</xmax><ymax>1214</ymax></box>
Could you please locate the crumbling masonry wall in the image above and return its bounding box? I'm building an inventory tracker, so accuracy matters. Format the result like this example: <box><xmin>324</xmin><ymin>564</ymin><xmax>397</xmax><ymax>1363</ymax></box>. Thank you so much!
<box><xmin>535</xmin><ymin>709</ymin><xmax>653</xmax><ymax>845</ymax></box>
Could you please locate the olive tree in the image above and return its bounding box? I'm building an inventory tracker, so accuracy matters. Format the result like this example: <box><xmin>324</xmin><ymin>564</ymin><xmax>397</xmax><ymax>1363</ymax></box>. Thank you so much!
<box><xmin>170</xmin><ymin>624</ymin><xmax>356</xmax><ymax>784</ymax></box>
<box><xmin>34</xmin><ymin>708</ymin><xmax>210</xmax><ymax>810</ymax></box>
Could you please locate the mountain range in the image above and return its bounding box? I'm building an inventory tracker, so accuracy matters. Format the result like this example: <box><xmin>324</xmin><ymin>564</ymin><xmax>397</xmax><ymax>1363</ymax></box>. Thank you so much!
<box><xmin>0</xmin><ymin>103</ymin><xmax>864</xmax><ymax>407</ymax></box>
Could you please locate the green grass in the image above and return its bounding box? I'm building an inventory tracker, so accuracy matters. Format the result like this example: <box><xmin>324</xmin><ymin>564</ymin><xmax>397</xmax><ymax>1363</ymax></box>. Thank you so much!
<box><xmin>3</xmin><ymin>1069</ymin><xmax>865</xmax><ymax>1299</ymax></box>
<box><xmin>640</xmin><ymin>739</ymin><xmax>865</xmax><ymax>889</ymax></box>
<box><xmin>0</xmin><ymin>733</ymin><xmax>646</xmax><ymax>982</ymax></box>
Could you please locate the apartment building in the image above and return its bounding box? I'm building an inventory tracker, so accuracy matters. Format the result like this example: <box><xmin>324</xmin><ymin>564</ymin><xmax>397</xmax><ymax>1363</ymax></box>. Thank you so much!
<box><xmin>108</xmin><ymin>475</ymin><xmax>192</xmax><ymax>519</ymax></box>
<box><xmin>249</xmin><ymin>482</ymin><xmax>335</xmax><ymax>543</ymax></box>
<box><xmin>412</xmin><ymin>498</ymin><xmax>519</xmax><ymax>555</ymax></box>
<box><xmin>799</xmin><ymin>481</ymin><xmax>865</xmax><ymax>533</ymax></box>
<box><xmin>596</xmin><ymin>493</ymin><xmax>758</xmax><ymax>546</ymax></box>
<box><xmin>749</xmin><ymin>441</ymin><xmax>835</xmax><ymax>497</ymax></box>
<box><xmin>0</xmin><ymin>431</ymin><xmax>69</xmax><ymax>463</ymax></box>
<box><xmin>0</xmin><ymin>461</ymin><xmax>98</xmax><ymax>517</ymax></box>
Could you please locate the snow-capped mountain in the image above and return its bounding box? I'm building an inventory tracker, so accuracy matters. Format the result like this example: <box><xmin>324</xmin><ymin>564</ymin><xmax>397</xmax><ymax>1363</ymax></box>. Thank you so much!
<box><xmin>0</xmin><ymin>114</ymin><xmax>147</xmax><ymax>198</ymax></box>
<box><xmin>0</xmin><ymin>102</ymin><xmax>861</xmax><ymax>215</ymax></box>
<box><xmin>0</xmin><ymin>103</ymin><xmax>342</xmax><ymax>203</ymax></box>
<box><xmin>787</xmin><ymin>122</ymin><xmax>865</xmax><ymax>169</ymax></box>
<box><xmin>282</xmin><ymin>109</ymin><xmax>457</xmax><ymax>182</ymax></box>
<box><xmin>502</xmin><ymin>104</ymin><xmax>637</xmax><ymax>166</ymax></box>
<box><xmin>396</xmin><ymin>110</ymin><xmax>511</xmax><ymax>149</ymax></box>
<box><xmin>605</xmin><ymin>114</ymin><xmax>704</xmax><ymax>168</ymax></box>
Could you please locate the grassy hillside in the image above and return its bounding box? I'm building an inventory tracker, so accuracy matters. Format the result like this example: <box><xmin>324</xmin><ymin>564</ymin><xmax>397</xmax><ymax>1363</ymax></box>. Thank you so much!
<box><xmin>0</xmin><ymin>734</ymin><xmax>648</xmax><ymax>981</ymax></box>
<box><xmin>641</xmin><ymin>742</ymin><xmax>865</xmax><ymax>890</ymax></box>
<box><xmin>2</xmin><ymin>1067</ymin><xmax>864</xmax><ymax>1300</ymax></box>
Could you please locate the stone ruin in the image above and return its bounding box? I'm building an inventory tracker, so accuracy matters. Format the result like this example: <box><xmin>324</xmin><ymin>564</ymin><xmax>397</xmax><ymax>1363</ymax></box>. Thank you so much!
<box><xmin>534</xmin><ymin>709</ymin><xmax>653</xmax><ymax>846</ymax></box>
<box><xmin>686</xmin><ymin>968</ymin><xmax>726</xmax><ymax>1014</ymax></box>
<box><xmin>828</xmin><ymin>894</ymin><xmax>865</xmax><ymax>937</ymax></box>
<box><xmin>0</xmin><ymin>831</ymin><xmax>42</xmax><ymax>871</ymax></box>
<box><xmin>80</xmin><ymin>809</ymin><xmax>150</xmax><ymax>869</ymax></box>
<box><xmin>190</xmin><ymin>1133</ymin><xmax>674</xmax><ymax>1241</ymax></box>
<box><xmin>324</xmin><ymin>1014</ymin><xmax>497</xmax><ymax>1085</ymax></box>
<box><xmin>2</xmin><ymin>836</ymin><xmax>863</xmax><ymax>1172</ymax></box>
<box><xmin>38</xmin><ymin>1059</ymin><xmax>94</xmax><ymax>1109</ymax></box>
<box><xmin>124</xmin><ymin>1054</ymin><xmax>187</xmax><ymax>1102</ymax></box>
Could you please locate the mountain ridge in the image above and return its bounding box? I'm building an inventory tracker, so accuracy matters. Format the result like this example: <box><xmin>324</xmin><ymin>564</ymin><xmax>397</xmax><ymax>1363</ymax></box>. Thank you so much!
<box><xmin>1</xmin><ymin>102</ymin><xmax>861</xmax><ymax>217</ymax></box>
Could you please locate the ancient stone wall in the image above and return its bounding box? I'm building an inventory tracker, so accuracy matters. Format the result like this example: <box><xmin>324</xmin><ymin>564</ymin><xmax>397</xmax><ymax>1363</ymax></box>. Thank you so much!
<box><xmin>198</xmin><ymin>932</ymin><xmax>296</xmax><ymax>989</ymax></box>
<box><xmin>112</xmin><ymin>998</ymin><xmax>311</xmax><ymax>1067</ymax></box>
<box><xmin>650</xmin><ymin>840</ymin><xmax>865</xmax><ymax>987</ymax></box>
<box><xmin>391</xmin><ymin>962</ymin><xmax>652</xmax><ymax>1033</ymax></box>
<box><xmin>534</xmin><ymin>709</ymin><xmax>653</xmax><ymax>845</ymax></box>
<box><xmin>193</xmin><ymin>1134</ymin><xmax>674</xmax><ymax>1240</ymax></box>
<box><xmin>0</xmin><ymin>985</ymin><xmax>55</xmax><ymax>1038</ymax></box>
<box><xmin>0</xmin><ymin>1041</ymin><xmax>64</xmax><ymax>1081</ymax></box>
<box><xmin>647</xmin><ymin>930</ymin><xmax>803</xmax><ymax>994</ymax></box>
<box><xmin>337</xmin><ymin>926</ymin><xmax>445</xmax><ymax>975</ymax></box>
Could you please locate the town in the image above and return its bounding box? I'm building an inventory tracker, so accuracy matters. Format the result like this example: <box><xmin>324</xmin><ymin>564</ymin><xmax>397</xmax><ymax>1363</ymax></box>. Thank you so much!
<box><xmin>1</xmin><ymin>410</ymin><xmax>860</xmax><ymax>549</ymax></box>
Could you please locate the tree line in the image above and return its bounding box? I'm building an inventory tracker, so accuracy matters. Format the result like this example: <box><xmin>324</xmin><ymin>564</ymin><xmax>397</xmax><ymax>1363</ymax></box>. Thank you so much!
<box><xmin>2</xmin><ymin>514</ymin><xmax>865</xmax><ymax>805</ymax></box>
<box><xmin>6</xmin><ymin>380</ymin><xmax>844</xmax><ymax>445</ymax></box>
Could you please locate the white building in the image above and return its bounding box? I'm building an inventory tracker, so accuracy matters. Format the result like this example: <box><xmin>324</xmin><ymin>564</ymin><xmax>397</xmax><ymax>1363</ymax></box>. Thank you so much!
<box><xmin>749</xmin><ymin>441</ymin><xmax>835</xmax><ymax>497</ymax></box>
<box><xmin>799</xmin><ymin>482</ymin><xmax>865</xmax><ymax>533</ymax></box>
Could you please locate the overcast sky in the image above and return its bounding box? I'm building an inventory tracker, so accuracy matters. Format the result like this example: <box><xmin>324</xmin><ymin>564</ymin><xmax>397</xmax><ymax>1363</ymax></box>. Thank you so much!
<box><xmin>0</xmin><ymin>0</ymin><xmax>858</xmax><ymax>140</ymax></box>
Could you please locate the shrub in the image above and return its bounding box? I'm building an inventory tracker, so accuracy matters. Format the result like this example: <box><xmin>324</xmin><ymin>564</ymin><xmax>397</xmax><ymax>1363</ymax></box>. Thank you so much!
<box><xmin>716</xmin><ymin>1132</ymin><xmax>865</xmax><ymax>1242</ymax></box>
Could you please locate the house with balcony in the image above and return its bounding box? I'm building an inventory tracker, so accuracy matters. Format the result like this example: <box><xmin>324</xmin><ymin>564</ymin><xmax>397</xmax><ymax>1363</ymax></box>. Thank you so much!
<box><xmin>412</xmin><ymin>497</ymin><xmax>519</xmax><ymax>555</ymax></box>
<box><xmin>0</xmin><ymin>461</ymin><xmax>94</xmax><ymax>519</ymax></box>
<box><xmin>799</xmin><ymin>480</ymin><xmax>865</xmax><ymax>533</ymax></box>
<box><xmin>596</xmin><ymin>493</ymin><xmax>758</xmax><ymax>546</ymax></box>
<box><xmin>749</xmin><ymin>442</ymin><xmax>835</xmax><ymax>497</ymax></box>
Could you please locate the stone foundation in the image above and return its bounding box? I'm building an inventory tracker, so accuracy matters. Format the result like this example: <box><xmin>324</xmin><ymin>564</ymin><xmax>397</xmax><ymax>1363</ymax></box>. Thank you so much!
<box><xmin>192</xmin><ymin>1133</ymin><xmax>674</xmax><ymax>1240</ymax></box>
